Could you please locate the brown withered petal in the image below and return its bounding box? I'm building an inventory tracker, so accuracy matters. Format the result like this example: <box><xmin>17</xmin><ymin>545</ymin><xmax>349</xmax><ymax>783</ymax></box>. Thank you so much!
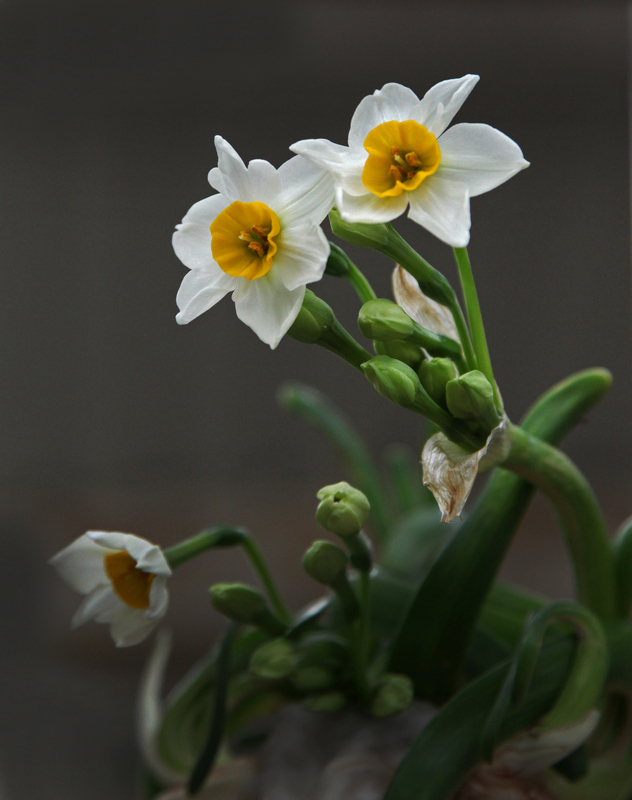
<box><xmin>422</xmin><ymin>420</ymin><xmax>510</xmax><ymax>522</ymax></box>
<box><xmin>392</xmin><ymin>265</ymin><xmax>459</xmax><ymax>340</ymax></box>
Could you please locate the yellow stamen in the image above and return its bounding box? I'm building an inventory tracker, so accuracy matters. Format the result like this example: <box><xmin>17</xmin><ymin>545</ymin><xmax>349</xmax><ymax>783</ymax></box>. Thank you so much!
<box><xmin>211</xmin><ymin>200</ymin><xmax>281</xmax><ymax>281</ymax></box>
<box><xmin>362</xmin><ymin>120</ymin><xmax>441</xmax><ymax>198</ymax></box>
<box><xmin>104</xmin><ymin>551</ymin><xmax>155</xmax><ymax>610</ymax></box>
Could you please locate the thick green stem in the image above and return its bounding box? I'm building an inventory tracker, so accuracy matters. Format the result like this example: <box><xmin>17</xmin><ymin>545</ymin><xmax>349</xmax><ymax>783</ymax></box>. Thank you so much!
<box><xmin>352</xmin><ymin>570</ymin><xmax>371</xmax><ymax>700</ymax></box>
<box><xmin>346</xmin><ymin>261</ymin><xmax>377</xmax><ymax>303</ymax></box>
<box><xmin>375</xmin><ymin>227</ymin><xmax>477</xmax><ymax>373</ymax></box>
<box><xmin>614</xmin><ymin>515</ymin><xmax>632</xmax><ymax>617</ymax></box>
<box><xmin>504</xmin><ymin>424</ymin><xmax>616</xmax><ymax>620</ymax></box>
<box><xmin>164</xmin><ymin>527</ymin><xmax>292</xmax><ymax>625</ymax></box>
<box><xmin>453</xmin><ymin>247</ymin><xmax>501</xmax><ymax>408</ymax></box>
<box><xmin>318</xmin><ymin>319</ymin><xmax>372</xmax><ymax>371</ymax></box>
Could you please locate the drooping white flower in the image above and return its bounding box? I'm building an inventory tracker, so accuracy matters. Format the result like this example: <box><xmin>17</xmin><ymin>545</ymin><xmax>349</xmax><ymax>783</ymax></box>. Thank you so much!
<box><xmin>173</xmin><ymin>137</ymin><xmax>335</xmax><ymax>349</ymax></box>
<box><xmin>291</xmin><ymin>76</ymin><xmax>529</xmax><ymax>247</ymax></box>
<box><xmin>50</xmin><ymin>531</ymin><xmax>171</xmax><ymax>647</ymax></box>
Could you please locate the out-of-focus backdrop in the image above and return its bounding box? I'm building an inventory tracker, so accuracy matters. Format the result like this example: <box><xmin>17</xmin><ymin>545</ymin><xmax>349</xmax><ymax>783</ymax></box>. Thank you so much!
<box><xmin>0</xmin><ymin>1</ymin><xmax>630</xmax><ymax>797</ymax></box>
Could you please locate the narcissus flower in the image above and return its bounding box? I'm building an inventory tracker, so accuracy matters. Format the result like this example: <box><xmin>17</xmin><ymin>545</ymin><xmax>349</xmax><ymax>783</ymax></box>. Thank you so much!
<box><xmin>173</xmin><ymin>137</ymin><xmax>334</xmax><ymax>349</ymax></box>
<box><xmin>291</xmin><ymin>76</ymin><xmax>528</xmax><ymax>247</ymax></box>
<box><xmin>50</xmin><ymin>531</ymin><xmax>171</xmax><ymax>647</ymax></box>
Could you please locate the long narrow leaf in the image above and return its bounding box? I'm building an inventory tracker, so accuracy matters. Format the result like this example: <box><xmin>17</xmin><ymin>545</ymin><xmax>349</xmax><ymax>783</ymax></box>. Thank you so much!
<box><xmin>389</xmin><ymin>369</ymin><xmax>612</xmax><ymax>702</ymax></box>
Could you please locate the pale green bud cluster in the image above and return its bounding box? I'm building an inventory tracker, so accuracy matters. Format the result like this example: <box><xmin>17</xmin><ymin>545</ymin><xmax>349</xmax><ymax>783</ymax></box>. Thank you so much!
<box><xmin>358</xmin><ymin>299</ymin><xmax>415</xmax><ymax>341</ymax></box>
<box><xmin>250</xmin><ymin>638</ymin><xmax>298</xmax><ymax>679</ymax></box>
<box><xmin>419</xmin><ymin>357</ymin><xmax>459</xmax><ymax>408</ymax></box>
<box><xmin>209</xmin><ymin>583</ymin><xmax>286</xmax><ymax>635</ymax></box>
<box><xmin>370</xmin><ymin>673</ymin><xmax>415</xmax><ymax>717</ymax></box>
<box><xmin>361</xmin><ymin>355</ymin><xmax>420</xmax><ymax>408</ymax></box>
<box><xmin>446</xmin><ymin>370</ymin><xmax>501</xmax><ymax>434</ymax></box>
<box><xmin>302</xmin><ymin>540</ymin><xmax>348</xmax><ymax>585</ymax></box>
<box><xmin>288</xmin><ymin>289</ymin><xmax>335</xmax><ymax>344</ymax></box>
<box><xmin>316</xmin><ymin>481</ymin><xmax>370</xmax><ymax>537</ymax></box>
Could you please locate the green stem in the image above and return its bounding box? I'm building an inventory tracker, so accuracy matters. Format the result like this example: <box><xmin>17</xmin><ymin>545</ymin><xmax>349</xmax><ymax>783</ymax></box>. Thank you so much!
<box><xmin>613</xmin><ymin>515</ymin><xmax>632</xmax><ymax>617</ymax></box>
<box><xmin>352</xmin><ymin>570</ymin><xmax>371</xmax><ymax>700</ymax></box>
<box><xmin>376</xmin><ymin>227</ymin><xmax>477</xmax><ymax>372</ymax></box>
<box><xmin>346</xmin><ymin>261</ymin><xmax>377</xmax><ymax>303</ymax></box>
<box><xmin>318</xmin><ymin>319</ymin><xmax>372</xmax><ymax>371</ymax></box>
<box><xmin>453</xmin><ymin>247</ymin><xmax>500</xmax><ymax>407</ymax></box>
<box><xmin>504</xmin><ymin>424</ymin><xmax>617</xmax><ymax>620</ymax></box>
<box><xmin>163</xmin><ymin>527</ymin><xmax>292</xmax><ymax>625</ymax></box>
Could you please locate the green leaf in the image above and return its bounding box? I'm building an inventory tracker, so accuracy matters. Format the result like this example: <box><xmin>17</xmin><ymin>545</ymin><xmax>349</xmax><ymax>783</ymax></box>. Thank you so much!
<box><xmin>188</xmin><ymin>623</ymin><xmax>238</xmax><ymax>795</ymax></box>
<box><xmin>385</xmin><ymin>636</ymin><xmax>576</xmax><ymax>800</ymax></box>
<box><xmin>388</xmin><ymin>368</ymin><xmax>613</xmax><ymax>703</ymax></box>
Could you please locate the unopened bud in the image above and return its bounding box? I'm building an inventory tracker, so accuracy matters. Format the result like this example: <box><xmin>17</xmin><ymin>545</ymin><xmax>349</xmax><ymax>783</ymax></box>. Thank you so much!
<box><xmin>375</xmin><ymin>339</ymin><xmax>424</xmax><ymax>370</ymax></box>
<box><xmin>287</xmin><ymin>290</ymin><xmax>335</xmax><ymax>344</ymax></box>
<box><xmin>316</xmin><ymin>482</ymin><xmax>370</xmax><ymax>537</ymax></box>
<box><xmin>250</xmin><ymin>638</ymin><xmax>298</xmax><ymax>680</ymax></box>
<box><xmin>302</xmin><ymin>540</ymin><xmax>348</xmax><ymax>585</ymax></box>
<box><xmin>302</xmin><ymin>690</ymin><xmax>349</xmax><ymax>713</ymax></box>
<box><xmin>445</xmin><ymin>370</ymin><xmax>501</xmax><ymax>432</ymax></box>
<box><xmin>358</xmin><ymin>299</ymin><xmax>415</xmax><ymax>342</ymax></box>
<box><xmin>362</xmin><ymin>355</ymin><xmax>420</xmax><ymax>408</ymax></box>
<box><xmin>210</xmin><ymin>583</ymin><xmax>285</xmax><ymax>635</ymax></box>
<box><xmin>329</xmin><ymin>207</ymin><xmax>390</xmax><ymax>249</ymax></box>
<box><xmin>370</xmin><ymin>674</ymin><xmax>414</xmax><ymax>717</ymax></box>
<box><xmin>291</xmin><ymin>665</ymin><xmax>336</xmax><ymax>692</ymax></box>
<box><xmin>418</xmin><ymin>357</ymin><xmax>459</xmax><ymax>408</ymax></box>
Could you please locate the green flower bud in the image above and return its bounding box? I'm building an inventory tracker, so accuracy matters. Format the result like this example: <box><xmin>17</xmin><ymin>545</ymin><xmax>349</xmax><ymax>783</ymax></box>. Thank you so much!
<box><xmin>325</xmin><ymin>242</ymin><xmax>350</xmax><ymax>277</ymax></box>
<box><xmin>375</xmin><ymin>339</ymin><xmax>424</xmax><ymax>370</ymax></box>
<box><xmin>418</xmin><ymin>357</ymin><xmax>459</xmax><ymax>408</ymax></box>
<box><xmin>445</xmin><ymin>370</ymin><xmax>502</xmax><ymax>432</ymax></box>
<box><xmin>302</xmin><ymin>690</ymin><xmax>349</xmax><ymax>713</ymax></box>
<box><xmin>316</xmin><ymin>481</ymin><xmax>370</xmax><ymax>537</ymax></box>
<box><xmin>361</xmin><ymin>355</ymin><xmax>421</xmax><ymax>408</ymax></box>
<box><xmin>249</xmin><ymin>638</ymin><xmax>298</xmax><ymax>680</ymax></box>
<box><xmin>329</xmin><ymin>207</ymin><xmax>390</xmax><ymax>249</ymax></box>
<box><xmin>210</xmin><ymin>583</ymin><xmax>286</xmax><ymax>635</ymax></box>
<box><xmin>370</xmin><ymin>674</ymin><xmax>414</xmax><ymax>718</ymax></box>
<box><xmin>287</xmin><ymin>290</ymin><xmax>335</xmax><ymax>344</ymax></box>
<box><xmin>302</xmin><ymin>540</ymin><xmax>348</xmax><ymax>585</ymax></box>
<box><xmin>358</xmin><ymin>299</ymin><xmax>415</xmax><ymax>342</ymax></box>
<box><xmin>297</xmin><ymin>632</ymin><xmax>350</xmax><ymax>666</ymax></box>
<box><xmin>291</xmin><ymin>665</ymin><xmax>336</xmax><ymax>692</ymax></box>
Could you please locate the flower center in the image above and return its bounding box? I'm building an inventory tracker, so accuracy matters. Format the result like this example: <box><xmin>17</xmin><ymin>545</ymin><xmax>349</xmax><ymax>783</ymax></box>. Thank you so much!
<box><xmin>362</xmin><ymin>120</ymin><xmax>441</xmax><ymax>198</ymax></box>
<box><xmin>210</xmin><ymin>200</ymin><xmax>281</xmax><ymax>280</ymax></box>
<box><xmin>104</xmin><ymin>550</ymin><xmax>155</xmax><ymax>610</ymax></box>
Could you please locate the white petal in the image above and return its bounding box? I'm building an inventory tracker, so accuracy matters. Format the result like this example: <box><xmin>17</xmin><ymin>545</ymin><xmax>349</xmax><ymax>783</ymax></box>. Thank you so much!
<box><xmin>348</xmin><ymin>83</ymin><xmax>420</xmax><ymax>148</ymax></box>
<box><xmin>209</xmin><ymin>136</ymin><xmax>252</xmax><ymax>201</ymax></box>
<box><xmin>246</xmin><ymin>159</ymin><xmax>281</xmax><ymax>205</ymax></box>
<box><xmin>109</xmin><ymin>606</ymin><xmax>161</xmax><ymax>647</ymax></box>
<box><xmin>290</xmin><ymin>139</ymin><xmax>367</xmax><ymax>196</ymax></box>
<box><xmin>147</xmin><ymin>578</ymin><xmax>170</xmax><ymax>619</ymax></box>
<box><xmin>407</xmin><ymin>177</ymin><xmax>471</xmax><ymax>247</ymax></box>
<box><xmin>87</xmin><ymin>532</ymin><xmax>171</xmax><ymax>577</ymax></box>
<box><xmin>392</xmin><ymin>266</ymin><xmax>459</xmax><ymax>340</ymax></box>
<box><xmin>276</xmin><ymin>156</ymin><xmax>335</xmax><ymax>225</ymax></box>
<box><xmin>412</xmin><ymin>75</ymin><xmax>479</xmax><ymax>137</ymax></box>
<box><xmin>275</xmin><ymin>222</ymin><xmax>330</xmax><ymax>291</ymax></box>
<box><xmin>336</xmin><ymin>186</ymin><xmax>408</xmax><ymax>224</ymax></box>
<box><xmin>50</xmin><ymin>535</ymin><xmax>108</xmax><ymax>594</ymax></box>
<box><xmin>438</xmin><ymin>123</ymin><xmax>529</xmax><ymax>197</ymax></box>
<box><xmin>172</xmin><ymin>194</ymin><xmax>229</xmax><ymax>271</ymax></box>
<box><xmin>175</xmin><ymin>269</ymin><xmax>233</xmax><ymax>325</ymax></box>
<box><xmin>233</xmin><ymin>272</ymin><xmax>306</xmax><ymax>350</ymax></box>
<box><xmin>72</xmin><ymin>584</ymin><xmax>122</xmax><ymax>628</ymax></box>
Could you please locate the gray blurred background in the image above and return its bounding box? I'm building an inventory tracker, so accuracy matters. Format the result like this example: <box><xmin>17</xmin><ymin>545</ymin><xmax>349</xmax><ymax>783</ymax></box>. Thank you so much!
<box><xmin>0</xmin><ymin>0</ymin><xmax>630</xmax><ymax>797</ymax></box>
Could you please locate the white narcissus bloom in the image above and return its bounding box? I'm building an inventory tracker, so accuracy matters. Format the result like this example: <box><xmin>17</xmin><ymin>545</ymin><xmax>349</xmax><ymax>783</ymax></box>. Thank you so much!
<box><xmin>173</xmin><ymin>136</ymin><xmax>335</xmax><ymax>349</ymax></box>
<box><xmin>50</xmin><ymin>531</ymin><xmax>171</xmax><ymax>647</ymax></box>
<box><xmin>291</xmin><ymin>76</ymin><xmax>529</xmax><ymax>247</ymax></box>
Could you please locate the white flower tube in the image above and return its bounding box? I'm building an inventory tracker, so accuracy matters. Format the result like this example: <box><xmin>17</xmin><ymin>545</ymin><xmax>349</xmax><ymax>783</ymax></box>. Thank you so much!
<box><xmin>50</xmin><ymin>531</ymin><xmax>171</xmax><ymax>647</ymax></box>
<box><xmin>173</xmin><ymin>137</ymin><xmax>335</xmax><ymax>349</ymax></box>
<box><xmin>291</xmin><ymin>76</ymin><xmax>529</xmax><ymax>247</ymax></box>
